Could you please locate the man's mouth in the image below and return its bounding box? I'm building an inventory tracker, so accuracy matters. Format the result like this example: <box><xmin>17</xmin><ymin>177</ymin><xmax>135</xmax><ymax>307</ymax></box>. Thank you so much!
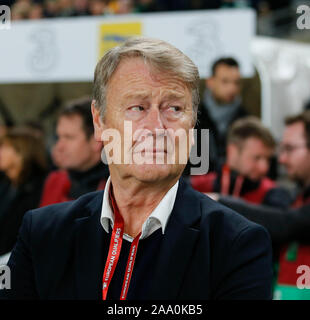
<box><xmin>143</xmin><ymin>149</ymin><xmax>167</xmax><ymax>153</ymax></box>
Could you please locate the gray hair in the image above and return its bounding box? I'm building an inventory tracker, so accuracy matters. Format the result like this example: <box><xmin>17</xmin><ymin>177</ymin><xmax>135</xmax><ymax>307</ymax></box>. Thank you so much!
<box><xmin>92</xmin><ymin>36</ymin><xmax>200</xmax><ymax>124</ymax></box>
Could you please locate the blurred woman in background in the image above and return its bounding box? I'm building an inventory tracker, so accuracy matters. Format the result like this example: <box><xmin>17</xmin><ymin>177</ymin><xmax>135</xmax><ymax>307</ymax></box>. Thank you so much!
<box><xmin>0</xmin><ymin>127</ymin><xmax>48</xmax><ymax>256</ymax></box>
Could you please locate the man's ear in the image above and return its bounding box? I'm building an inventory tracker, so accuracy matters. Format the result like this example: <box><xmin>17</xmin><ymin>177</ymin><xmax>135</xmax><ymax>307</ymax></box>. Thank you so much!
<box><xmin>90</xmin><ymin>136</ymin><xmax>103</xmax><ymax>153</ymax></box>
<box><xmin>91</xmin><ymin>100</ymin><xmax>104</xmax><ymax>142</ymax></box>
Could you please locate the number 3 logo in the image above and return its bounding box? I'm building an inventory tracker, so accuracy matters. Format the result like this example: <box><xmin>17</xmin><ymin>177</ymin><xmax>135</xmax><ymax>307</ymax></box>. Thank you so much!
<box><xmin>0</xmin><ymin>5</ymin><xmax>11</xmax><ymax>30</ymax></box>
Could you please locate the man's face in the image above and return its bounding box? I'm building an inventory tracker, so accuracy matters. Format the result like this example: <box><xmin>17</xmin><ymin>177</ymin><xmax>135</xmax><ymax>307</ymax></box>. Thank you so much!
<box><xmin>207</xmin><ymin>64</ymin><xmax>241</xmax><ymax>104</ymax></box>
<box><xmin>228</xmin><ymin>137</ymin><xmax>273</xmax><ymax>181</ymax></box>
<box><xmin>54</xmin><ymin>114</ymin><xmax>97</xmax><ymax>171</ymax></box>
<box><xmin>92</xmin><ymin>57</ymin><xmax>194</xmax><ymax>184</ymax></box>
<box><xmin>279</xmin><ymin>122</ymin><xmax>310</xmax><ymax>184</ymax></box>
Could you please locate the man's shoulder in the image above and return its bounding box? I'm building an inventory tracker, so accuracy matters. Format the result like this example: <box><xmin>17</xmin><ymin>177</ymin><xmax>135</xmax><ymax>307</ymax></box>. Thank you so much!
<box><xmin>24</xmin><ymin>190</ymin><xmax>103</xmax><ymax>233</ymax></box>
<box><xmin>184</xmin><ymin>183</ymin><xmax>268</xmax><ymax>241</ymax></box>
<box><xmin>201</xmin><ymin>192</ymin><xmax>258</xmax><ymax>229</ymax></box>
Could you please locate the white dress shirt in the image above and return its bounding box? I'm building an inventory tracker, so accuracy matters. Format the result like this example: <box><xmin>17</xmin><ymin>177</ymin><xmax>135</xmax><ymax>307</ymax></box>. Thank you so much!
<box><xmin>100</xmin><ymin>176</ymin><xmax>179</xmax><ymax>242</ymax></box>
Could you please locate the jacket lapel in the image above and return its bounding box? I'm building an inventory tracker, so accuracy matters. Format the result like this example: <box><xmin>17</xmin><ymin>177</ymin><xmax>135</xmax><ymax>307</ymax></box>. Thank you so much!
<box><xmin>74</xmin><ymin>192</ymin><xmax>106</xmax><ymax>300</ymax></box>
<box><xmin>146</xmin><ymin>179</ymin><xmax>201</xmax><ymax>299</ymax></box>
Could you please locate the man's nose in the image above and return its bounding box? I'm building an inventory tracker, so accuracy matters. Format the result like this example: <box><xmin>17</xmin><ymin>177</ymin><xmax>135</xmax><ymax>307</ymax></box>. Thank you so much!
<box><xmin>228</xmin><ymin>84</ymin><xmax>238</xmax><ymax>95</ymax></box>
<box><xmin>278</xmin><ymin>152</ymin><xmax>287</xmax><ymax>165</ymax></box>
<box><xmin>144</xmin><ymin>107</ymin><xmax>165</xmax><ymax>132</ymax></box>
<box><xmin>259</xmin><ymin>159</ymin><xmax>269</xmax><ymax>174</ymax></box>
<box><xmin>55</xmin><ymin>139</ymin><xmax>65</xmax><ymax>151</ymax></box>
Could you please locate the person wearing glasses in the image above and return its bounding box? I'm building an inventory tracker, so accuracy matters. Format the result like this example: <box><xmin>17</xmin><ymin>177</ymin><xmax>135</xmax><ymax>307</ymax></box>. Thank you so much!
<box><xmin>217</xmin><ymin>110</ymin><xmax>310</xmax><ymax>299</ymax></box>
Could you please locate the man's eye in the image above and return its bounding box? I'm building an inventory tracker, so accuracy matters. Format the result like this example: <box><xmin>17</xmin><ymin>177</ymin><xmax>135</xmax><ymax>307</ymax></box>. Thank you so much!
<box><xmin>170</xmin><ymin>106</ymin><xmax>181</xmax><ymax>112</ymax></box>
<box><xmin>130</xmin><ymin>106</ymin><xmax>144</xmax><ymax>112</ymax></box>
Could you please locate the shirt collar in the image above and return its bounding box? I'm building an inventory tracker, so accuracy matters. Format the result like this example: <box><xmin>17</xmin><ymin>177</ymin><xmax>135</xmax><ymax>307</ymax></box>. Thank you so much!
<box><xmin>100</xmin><ymin>176</ymin><xmax>179</xmax><ymax>242</ymax></box>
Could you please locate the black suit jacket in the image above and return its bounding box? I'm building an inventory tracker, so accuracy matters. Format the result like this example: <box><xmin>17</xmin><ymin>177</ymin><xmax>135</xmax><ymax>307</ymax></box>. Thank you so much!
<box><xmin>0</xmin><ymin>179</ymin><xmax>273</xmax><ymax>300</ymax></box>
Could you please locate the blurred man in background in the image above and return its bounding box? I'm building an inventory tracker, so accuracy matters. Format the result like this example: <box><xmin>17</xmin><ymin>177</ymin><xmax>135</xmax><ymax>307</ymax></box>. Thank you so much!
<box><xmin>40</xmin><ymin>97</ymin><xmax>109</xmax><ymax>206</ymax></box>
<box><xmin>217</xmin><ymin>110</ymin><xmax>310</xmax><ymax>299</ymax></box>
<box><xmin>274</xmin><ymin>111</ymin><xmax>310</xmax><ymax>299</ymax></box>
<box><xmin>197</xmin><ymin>57</ymin><xmax>248</xmax><ymax>171</ymax></box>
<box><xmin>191</xmin><ymin>116</ymin><xmax>290</xmax><ymax>207</ymax></box>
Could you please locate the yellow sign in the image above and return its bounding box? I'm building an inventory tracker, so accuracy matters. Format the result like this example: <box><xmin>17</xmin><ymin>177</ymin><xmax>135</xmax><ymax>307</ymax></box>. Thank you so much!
<box><xmin>98</xmin><ymin>22</ymin><xmax>142</xmax><ymax>60</ymax></box>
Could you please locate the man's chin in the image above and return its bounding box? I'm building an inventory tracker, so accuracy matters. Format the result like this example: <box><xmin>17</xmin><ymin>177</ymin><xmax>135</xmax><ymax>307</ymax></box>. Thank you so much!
<box><xmin>285</xmin><ymin>169</ymin><xmax>297</xmax><ymax>181</ymax></box>
<box><xmin>248</xmin><ymin>175</ymin><xmax>263</xmax><ymax>182</ymax></box>
<box><xmin>129</xmin><ymin>164</ymin><xmax>181</xmax><ymax>183</ymax></box>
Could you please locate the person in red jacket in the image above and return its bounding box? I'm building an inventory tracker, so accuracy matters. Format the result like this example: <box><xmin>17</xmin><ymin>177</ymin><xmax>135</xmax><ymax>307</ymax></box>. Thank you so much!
<box><xmin>40</xmin><ymin>97</ymin><xmax>109</xmax><ymax>207</ymax></box>
<box><xmin>216</xmin><ymin>110</ymin><xmax>310</xmax><ymax>299</ymax></box>
<box><xmin>191</xmin><ymin>116</ymin><xmax>289</xmax><ymax>207</ymax></box>
<box><xmin>274</xmin><ymin>111</ymin><xmax>310</xmax><ymax>299</ymax></box>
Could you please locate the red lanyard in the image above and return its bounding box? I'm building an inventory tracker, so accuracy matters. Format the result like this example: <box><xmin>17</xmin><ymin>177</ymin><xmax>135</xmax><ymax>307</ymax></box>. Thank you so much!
<box><xmin>102</xmin><ymin>188</ymin><xmax>141</xmax><ymax>300</ymax></box>
<box><xmin>221</xmin><ymin>164</ymin><xmax>244</xmax><ymax>197</ymax></box>
<box><xmin>120</xmin><ymin>233</ymin><xmax>141</xmax><ymax>300</ymax></box>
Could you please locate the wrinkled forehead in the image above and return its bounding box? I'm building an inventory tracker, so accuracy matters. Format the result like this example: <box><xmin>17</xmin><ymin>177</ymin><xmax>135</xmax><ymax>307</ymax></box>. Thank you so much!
<box><xmin>107</xmin><ymin>56</ymin><xmax>191</xmax><ymax>99</ymax></box>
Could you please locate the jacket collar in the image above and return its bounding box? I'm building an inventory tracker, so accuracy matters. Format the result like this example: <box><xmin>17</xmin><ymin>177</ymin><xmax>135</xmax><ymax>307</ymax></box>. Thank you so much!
<box><xmin>100</xmin><ymin>176</ymin><xmax>179</xmax><ymax>241</ymax></box>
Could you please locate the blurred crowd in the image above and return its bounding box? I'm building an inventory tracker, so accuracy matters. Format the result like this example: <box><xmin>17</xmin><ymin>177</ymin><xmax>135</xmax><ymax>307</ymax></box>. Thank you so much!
<box><xmin>6</xmin><ymin>0</ymin><xmax>293</xmax><ymax>21</ymax></box>
<box><xmin>0</xmin><ymin>97</ymin><xmax>110</xmax><ymax>257</ymax></box>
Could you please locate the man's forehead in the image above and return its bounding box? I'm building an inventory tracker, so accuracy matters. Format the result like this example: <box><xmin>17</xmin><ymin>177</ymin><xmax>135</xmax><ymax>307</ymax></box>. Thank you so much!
<box><xmin>57</xmin><ymin>114</ymin><xmax>84</xmax><ymax>131</ymax></box>
<box><xmin>283</xmin><ymin>122</ymin><xmax>306</xmax><ymax>141</ymax></box>
<box><xmin>59</xmin><ymin>114</ymin><xmax>82</xmax><ymax>124</ymax></box>
<box><xmin>214</xmin><ymin>64</ymin><xmax>240</xmax><ymax>77</ymax></box>
<box><xmin>107</xmin><ymin>58</ymin><xmax>190</xmax><ymax>101</ymax></box>
<box><xmin>242</xmin><ymin>136</ymin><xmax>273</xmax><ymax>152</ymax></box>
<box><xmin>111</xmin><ymin>57</ymin><xmax>187</xmax><ymax>87</ymax></box>
<box><xmin>122</xmin><ymin>88</ymin><xmax>188</xmax><ymax>100</ymax></box>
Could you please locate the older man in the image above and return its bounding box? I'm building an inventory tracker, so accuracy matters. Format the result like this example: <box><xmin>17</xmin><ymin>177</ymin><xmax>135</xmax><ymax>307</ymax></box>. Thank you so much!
<box><xmin>0</xmin><ymin>37</ymin><xmax>272</xmax><ymax>300</ymax></box>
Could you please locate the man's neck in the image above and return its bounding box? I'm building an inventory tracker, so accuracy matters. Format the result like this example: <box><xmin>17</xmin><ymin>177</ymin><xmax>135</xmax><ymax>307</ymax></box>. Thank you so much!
<box><xmin>77</xmin><ymin>156</ymin><xmax>102</xmax><ymax>173</ymax></box>
<box><xmin>109</xmin><ymin>174</ymin><xmax>179</xmax><ymax>238</ymax></box>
